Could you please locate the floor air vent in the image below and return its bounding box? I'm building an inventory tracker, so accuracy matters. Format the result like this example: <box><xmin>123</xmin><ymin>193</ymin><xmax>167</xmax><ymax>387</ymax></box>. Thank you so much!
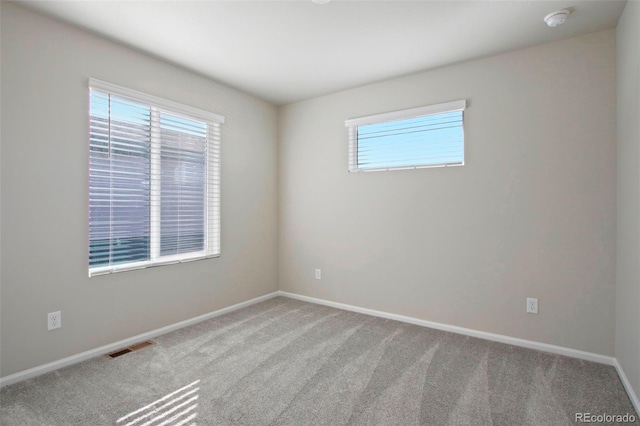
<box><xmin>107</xmin><ymin>340</ymin><xmax>156</xmax><ymax>359</ymax></box>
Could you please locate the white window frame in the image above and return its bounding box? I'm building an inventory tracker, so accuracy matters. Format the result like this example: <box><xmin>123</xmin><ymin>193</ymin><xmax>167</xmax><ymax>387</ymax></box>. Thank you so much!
<box><xmin>345</xmin><ymin>99</ymin><xmax>466</xmax><ymax>172</ymax></box>
<box><xmin>88</xmin><ymin>79</ymin><xmax>225</xmax><ymax>277</ymax></box>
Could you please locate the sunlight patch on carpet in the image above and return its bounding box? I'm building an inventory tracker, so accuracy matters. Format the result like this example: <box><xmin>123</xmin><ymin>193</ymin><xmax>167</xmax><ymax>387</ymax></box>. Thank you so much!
<box><xmin>116</xmin><ymin>380</ymin><xmax>200</xmax><ymax>426</ymax></box>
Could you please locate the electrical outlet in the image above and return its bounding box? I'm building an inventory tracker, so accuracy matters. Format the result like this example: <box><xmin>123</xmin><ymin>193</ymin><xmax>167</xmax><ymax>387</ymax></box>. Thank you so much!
<box><xmin>48</xmin><ymin>311</ymin><xmax>61</xmax><ymax>330</ymax></box>
<box><xmin>315</xmin><ymin>269</ymin><xmax>321</xmax><ymax>280</ymax></box>
<box><xmin>526</xmin><ymin>298</ymin><xmax>538</xmax><ymax>314</ymax></box>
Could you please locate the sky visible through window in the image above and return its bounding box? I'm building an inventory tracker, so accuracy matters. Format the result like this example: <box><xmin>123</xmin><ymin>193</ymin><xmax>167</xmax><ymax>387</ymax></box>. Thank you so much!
<box><xmin>357</xmin><ymin>111</ymin><xmax>463</xmax><ymax>170</ymax></box>
<box><xmin>90</xmin><ymin>92</ymin><xmax>207</xmax><ymax>138</ymax></box>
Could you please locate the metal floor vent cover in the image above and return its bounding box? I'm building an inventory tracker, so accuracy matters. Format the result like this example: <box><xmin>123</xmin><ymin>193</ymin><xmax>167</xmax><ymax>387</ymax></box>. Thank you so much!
<box><xmin>107</xmin><ymin>340</ymin><xmax>156</xmax><ymax>359</ymax></box>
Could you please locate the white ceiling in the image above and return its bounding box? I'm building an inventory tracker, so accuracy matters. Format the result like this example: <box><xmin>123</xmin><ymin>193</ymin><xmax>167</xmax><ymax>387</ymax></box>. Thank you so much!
<box><xmin>16</xmin><ymin>0</ymin><xmax>626</xmax><ymax>105</ymax></box>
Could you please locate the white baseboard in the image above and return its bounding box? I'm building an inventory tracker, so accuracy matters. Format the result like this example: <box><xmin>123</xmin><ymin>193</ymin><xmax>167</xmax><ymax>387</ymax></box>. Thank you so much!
<box><xmin>614</xmin><ymin>358</ymin><xmax>640</xmax><ymax>416</ymax></box>
<box><xmin>278</xmin><ymin>291</ymin><xmax>616</xmax><ymax>366</ymax></box>
<box><xmin>0</xmin><ymin>291</ymin><xmax>280</xmax><ymax>388</ymax></box>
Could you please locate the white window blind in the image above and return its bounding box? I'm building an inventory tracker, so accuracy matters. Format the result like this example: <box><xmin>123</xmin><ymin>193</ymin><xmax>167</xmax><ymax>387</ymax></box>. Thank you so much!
<box><xmin>88</xmin><ymin>79</ymin><xmax>224</xmax><ymax>276</ymax></box>
<box><xmin>345</xmin><ymin>100</ymin><xmax>466</xmax><ymax>172</ymax></box>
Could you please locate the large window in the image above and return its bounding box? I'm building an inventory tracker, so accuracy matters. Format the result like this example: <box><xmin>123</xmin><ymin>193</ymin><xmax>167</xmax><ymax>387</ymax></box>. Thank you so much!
<box><xmin>345</xmin><ymin>100</ymin><xmax>466</xmax><ymax>172</ymax></box>
<box><xmin>88</xmin><ymin>79</ymin><xmax>224</xmax><ymax>276</ymax></box>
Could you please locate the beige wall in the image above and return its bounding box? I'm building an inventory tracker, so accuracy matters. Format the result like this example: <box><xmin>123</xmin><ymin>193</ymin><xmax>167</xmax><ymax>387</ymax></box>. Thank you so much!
<box><xmin>278</xmin><ymin>30</ymin><xmax>617</xmax><ymax>356</ymax></box>
<box><xmin>616</xmin><ymin>0</ymin><xmax>640</xmax><ymax>403</ymax></box>
<box><xmin>0</xmin><ymin>3</ymin><xmax>279</xmax><ymax>377</ymax></box>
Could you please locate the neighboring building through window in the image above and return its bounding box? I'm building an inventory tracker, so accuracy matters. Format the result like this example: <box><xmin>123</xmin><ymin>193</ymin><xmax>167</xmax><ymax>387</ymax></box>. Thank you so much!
<box><xmin>345</xmin><ymin>100</ymin><xmax>466</xmax><ymax>172</ymax></box>
<box><xmin>88</xmin><ymin>79</ymin><xmax>224</xmax><ymax>276</ymax></box>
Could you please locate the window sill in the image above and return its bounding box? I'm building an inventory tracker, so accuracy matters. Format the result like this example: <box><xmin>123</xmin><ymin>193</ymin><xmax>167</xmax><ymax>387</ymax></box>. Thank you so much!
<box><xmin>88</xmin><ymin>252</ymin><xmax>220</xmax><ymax>277</ymax></box>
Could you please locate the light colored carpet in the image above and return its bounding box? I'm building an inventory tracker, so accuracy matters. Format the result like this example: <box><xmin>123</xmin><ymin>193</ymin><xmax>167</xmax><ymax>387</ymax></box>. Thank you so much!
<box><xmin>0</xmin><ymin>296</ymin><xmax>637</xmax><ymax>425</ymax></box>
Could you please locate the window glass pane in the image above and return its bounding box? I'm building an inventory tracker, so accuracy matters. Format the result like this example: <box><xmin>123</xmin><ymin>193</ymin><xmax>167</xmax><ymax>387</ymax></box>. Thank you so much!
<box><xmin>356</xmin><ymin>110</ymin><xmax>463</xmax><ymax>170</ymax></box>
<box><xmin>89</xmin><ymin>91</ymin><xmax>151</xmax><ymax>267</ymax></box>
<box><xmin>159</xmin><ymin>113</ymin><xmax>207</xmax><ymax>256</ymax></box>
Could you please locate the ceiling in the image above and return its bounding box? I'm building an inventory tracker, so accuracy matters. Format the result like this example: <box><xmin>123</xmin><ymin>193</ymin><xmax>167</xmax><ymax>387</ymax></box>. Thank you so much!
<box><xmin>16</xmin><ymin>0</ymin><xmax>626</xmax><ymax>105</ymax></box>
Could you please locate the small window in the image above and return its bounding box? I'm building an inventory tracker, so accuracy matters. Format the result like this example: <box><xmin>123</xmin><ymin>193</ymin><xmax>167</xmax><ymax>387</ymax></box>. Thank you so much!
<box><xmin>88</xmin><ymin>79</ymin><xmax>224</xmax><ymax>276</ymax></box>
<box><xmin>345</xmin><ymin>100</ymin><xmax>466</xmax><ymax>172</ymax></box>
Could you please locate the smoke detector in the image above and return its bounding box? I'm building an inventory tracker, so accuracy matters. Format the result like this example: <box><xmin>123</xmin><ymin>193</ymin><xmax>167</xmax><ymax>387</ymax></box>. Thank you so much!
<box><xmin>544</xmin><ymin>10</ymin><xmax>570</xmax><ymax>27</ymax></box>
